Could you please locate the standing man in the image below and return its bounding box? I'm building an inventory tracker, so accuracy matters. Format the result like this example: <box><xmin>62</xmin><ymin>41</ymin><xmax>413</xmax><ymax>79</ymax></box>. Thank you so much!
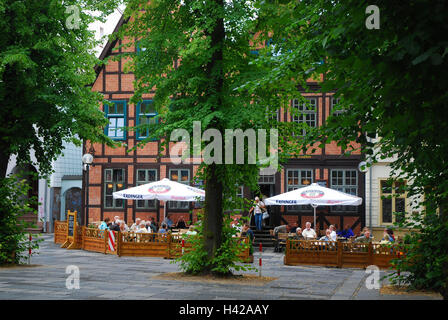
<box><xmin>248</xmin><ymin>196</ymin><xmax>265</xmax><ymax>231</ymax></box>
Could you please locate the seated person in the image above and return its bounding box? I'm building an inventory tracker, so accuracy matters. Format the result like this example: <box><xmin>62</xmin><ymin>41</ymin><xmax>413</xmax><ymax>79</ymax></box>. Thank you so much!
<box><xmin>119</xmin><ymin>220</ymin><xmax>129</xmax><ymax>233</ymax></box>
<box><xmin>98</xmin><ymin>217</ymin><xmax>110</xmax><ymax>230</ymax></box>
<box><xmin>162</xmin><ymin>215</ymin><xmax>174</xmax><ymax>229</ymax></box>
<box><xmin>130</xmin><ymin>218</ymin><xmax>141</xmax><ymax>232</ymax></box>
<box><xmin>359</xmin><ymin>226</ymin><xmax>370</xmax><ymax>237</ymax></box>
<box><xmin>293</xmin><ymin>227</ymin><xmax>304</xmax><ymax>240</ymax></box>
<box><xmin>329</xmin><ymin>225</ymin><xmax>337</xmax><ymax>241</ymax></box>
<box><xmin>231</xmin><ymin>218</ymin><xmax>243</xmax><ymax>233</ymax></box>
<box><xmin>273</xmin><ymin>224</ymin><xmax>289</xmax><ymax>236</ymax></box>
<box><xmin>109</xmin><ymin>220</ymin><xmax>121</xmax><ymax>232</ymax></box>
<box><xmin>319</xmin><ymin>229</ymin><xmax>334</xmax><ymax>241</ymax></box>
<box><xmin>241</xmin><ymin>224</ymin><xmax>254</xmax><ymax>242</ymax></box>
<box><xmin>290</xmin><ymin>222</ymin><xmax>299</xmax><ymax>233</ymax></box>
<box><xmin>158</xmin><ymin>223</ymin><xmax>168</xmax><ymax>234</ymax></box>
<box><xmin>380</xmin><ymin>228</ymin><xmax>395</xmax><ymax>244</ymax></box>
<box><xmin>241</xmin><ymin>224</ymin><xmax>254</xmax><ymax>255</ymax></box>
<box><xmin>135</xmin><ymin>222</ymin><xmax>149</xmax><ymax>233</ymax></box>
<box><xmin>149</xmin><ymin>217</ymin><xmax>158</xmax><ymax>233</ymax></box>
<box><xmin>354</xmin><ymin>230</ymin><xmax>373</xmax><ymax>243</ymax></box>
<box><xmin>185</xmin><ymin>225</ymin><xmax>197</xmax><ymax>236</ymax></box>
<box><xmin>176</xmin><ymin>217</ymin><xmax>187</xmax><ymax>229</ymax></box>
<box><xmin>302</xmin><ymin>222</ymin><xmax>317</xmax><ymax>239</ymax></box>
<box><xmin>337</xmin><ymin>224</ymin><xmax>355</xmax><ymax>239</ymax></box>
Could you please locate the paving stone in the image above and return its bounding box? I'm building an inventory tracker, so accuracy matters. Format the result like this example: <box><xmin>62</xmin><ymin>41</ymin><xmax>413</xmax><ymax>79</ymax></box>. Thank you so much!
<box><xmin>0</xmin><ymin>235</ymin><xmax>440</xmax><ymax>301</ymax></box>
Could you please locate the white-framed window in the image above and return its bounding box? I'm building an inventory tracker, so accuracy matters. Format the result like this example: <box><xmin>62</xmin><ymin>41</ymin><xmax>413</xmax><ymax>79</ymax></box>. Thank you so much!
<box><xmin>331</xmin><ymin>97</ymin><xmax>345</xmax><ymax>116</ymax></box>
<box><xmin>331</xmin><ymin>169</ymin><xmax>358</xmax><ymax>212</ymax></box>
<box><xmin>286</xmin><ymin>169</ymin><xmax>313</xmax><ymax>211</ymax></box>
<box><xmin>265</xmin><ymin>106</ymin><xmax>280</xmax><ymax>122</ymax></box>
<box><xmin>258</xmin><ymin>174</ymin><xmax>275</xmax><ymax>184</ymax></box>
<box><xmin>136</xmin><ymin>169</ymin><xmax>158</xmax><ymax>209</ymax></box>
<box><xmin>291</xmin><ymin>98</ymin><xmax>317</xmax><ymax>136</ymax></box>
<box><xmin>168</xmin><ymin>169</ymin><xmax>190</xmax><ymax>209</ymax></box>
<box><xmin>136</xmin><ymin>100</ymin><xmax>158</xmax><ymax>140</ymax></box>
<box><xmin>104</xmin><ymin>168</ymin><xmax>125</xmax><ymax>209</ymax></box>
<box><xmin>104</xmin><ymin>101</ymin><xmax>126</xmax><ymax>140</ymax></box>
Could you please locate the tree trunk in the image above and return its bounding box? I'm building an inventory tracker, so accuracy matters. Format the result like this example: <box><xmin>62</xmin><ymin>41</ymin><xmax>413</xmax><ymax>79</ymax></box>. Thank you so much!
<box><xmin>203</xmin><ymin>163</ymin><xmax>223</xmax><ymax>267</ymax></box>
<box><xmin>201</xmin><ymin>0</ymin><xmax>225</xmax><ymax>272</ymax></box>
<box><xmin>0</xmin><ymin>148</ymin><xmax>11</xmax><ymax>221</ymax></box>
<box><xmin>440</xmin><ymin>197</ymin><xmax>448</xmax><ymax>300</ymax></box>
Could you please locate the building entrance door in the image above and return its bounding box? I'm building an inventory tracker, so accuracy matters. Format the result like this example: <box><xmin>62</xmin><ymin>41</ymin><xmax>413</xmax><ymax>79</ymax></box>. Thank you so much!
<box><xmin>253</xmin><ymin>174</ymin><xmax>276</xmax><ymax>227</ymax></box>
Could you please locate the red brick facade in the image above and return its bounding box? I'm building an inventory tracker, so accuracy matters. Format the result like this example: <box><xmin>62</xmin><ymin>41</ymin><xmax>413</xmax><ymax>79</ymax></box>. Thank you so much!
<box><xmin>83</xmin><ymin>17</ymin><xmax>365</xmax><ymax>234</ymax></box>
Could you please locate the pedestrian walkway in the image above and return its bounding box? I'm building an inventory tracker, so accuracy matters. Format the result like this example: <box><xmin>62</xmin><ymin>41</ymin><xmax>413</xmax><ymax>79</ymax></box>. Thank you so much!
<box><xmin>0</xmin><ymin>234</ymin><xmax>441</xmax><ymax>300</ymax></box>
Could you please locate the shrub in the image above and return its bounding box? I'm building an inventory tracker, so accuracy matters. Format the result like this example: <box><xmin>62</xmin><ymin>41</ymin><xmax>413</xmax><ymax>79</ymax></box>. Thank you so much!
<box><xmin>0</xmin><ymin>176</ymin><xmax>42</xmax><ymax>265</ymax></box>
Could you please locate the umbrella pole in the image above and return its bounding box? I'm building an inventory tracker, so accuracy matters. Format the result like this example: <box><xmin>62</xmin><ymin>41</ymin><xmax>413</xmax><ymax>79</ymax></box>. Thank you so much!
<box><xmin>314</xmin><ymin>206</ymin><xmax>316</xmax><ymax>232</ymax></box>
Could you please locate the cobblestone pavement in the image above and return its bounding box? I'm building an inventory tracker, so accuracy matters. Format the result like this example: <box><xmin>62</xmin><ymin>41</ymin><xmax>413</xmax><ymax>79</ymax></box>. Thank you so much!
<box><xmin>0</xmin><ymin>234</ymin><xmax>441</xmax><ymax>300</ymax></box>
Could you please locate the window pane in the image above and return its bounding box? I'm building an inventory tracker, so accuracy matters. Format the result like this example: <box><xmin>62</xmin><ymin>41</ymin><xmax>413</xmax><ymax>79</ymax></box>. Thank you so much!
<box><xmin>105</xmin><ymin>196</ymin><xmax>113</xmax><ymax>208</ymax></box>
<box><xmin>381</xmin><ymin>180</ymin><xmax>393</xmax><ymax>194</ymax></box>
<box><xmin>148</xmin><ymin>170</ymin><xmax>157</xmax><ymax>182</ymax></box>
<box><xmin>137</xmin><ymin>170</ymin><xmax>146</xmax><ymax>182</ymax></box>
<box><xmin>113</xmin><ymin>169</ymin><xmax>123</xmax><ymax>182</ymax></box>
<box><xmin>108</xmin><ymin>118</ymin><xmax>117</xmax><ymax>137</ymax></box>
<box><xmin>395</xmin><ymin>198</ymin><xmax>406</xmax><ymax>223</ymax></box>
<box><xmin>115</xmin><ymin>102</ymin><xmax>124</xmax><ymax>114</ymax></box>
<box><xmin>395</xmin><ymin>198</ymin><xmax>405</xmax><ymax>213</ymax></box>
<box><xmin>170</xmin><ymin>170</ymin><xmax>178</xmax><ymax>181</ymax></box>
<box><xmin>105</xmin><ymin>184</ymin><xmax>113</xmax><ymax>195</ymax></box>
<box><xmin>395</xmin><ymin>181</ymin><xmax>406</xmax><ymax>195</ymax></box>
<box><xmin>105</xmin><ymin>169</ymin><xmax>112</xmax><ymax>182</ymax></box>
<box><xmin>382</xmin><ymin>198</ymin><xmax>392</xmax><ymax>223</ymax></box>
<box><xmin>115</xmin><ymin>199</ymin><xmax>123</xmax><ymax>208</ymax></box>
<box><xmin>142</xmin><ymin>102</ymin><xmax>155</xmax><ymax>114</ymax></box>
<box><xmin>181</xmin><ymin>170</ymin><xmax>189</xmax><ymax>182</ymax></box>
<box><xmin>147</xmin><ymin>200</ymin><xmax>156</xmax><ymax>208</ymax></box>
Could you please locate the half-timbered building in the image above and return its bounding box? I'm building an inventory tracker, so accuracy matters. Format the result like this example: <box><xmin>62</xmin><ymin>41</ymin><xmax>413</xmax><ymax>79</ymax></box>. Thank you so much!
<box><xmin>83</xmin><ymin>15</ymin><xmax>365</xmax><ymax>236</ymax></box>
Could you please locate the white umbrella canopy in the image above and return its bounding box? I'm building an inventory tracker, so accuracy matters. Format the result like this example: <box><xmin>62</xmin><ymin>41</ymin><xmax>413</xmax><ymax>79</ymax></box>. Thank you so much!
<box><xmin>264</xmin><ymin>183</ymin><xmax>362</xmax><ymax>231</ymax></box>
<box><xmin>113</xmin><ymin>178</ymin><xmax>205</xmax><ymax>202</ymax></box>
<box><xmin>113</xmin><ymin>178</ymin><xmax>205</xmax><ymax>221</ymax></box>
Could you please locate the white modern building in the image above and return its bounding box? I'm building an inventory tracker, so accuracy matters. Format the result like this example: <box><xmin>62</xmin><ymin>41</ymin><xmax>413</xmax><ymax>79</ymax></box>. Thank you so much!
<box><xmin>364</xmin><ymin>154</ymin><xmax>423</xmax><ymax>240</ymax></box>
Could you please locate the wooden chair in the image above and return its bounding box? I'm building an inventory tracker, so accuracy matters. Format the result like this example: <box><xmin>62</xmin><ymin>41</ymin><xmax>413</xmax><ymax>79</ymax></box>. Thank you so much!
<box><xmin>277</xmin><ymin>233</ymin><xmax>288</xmax><ymax>252</ymax></box>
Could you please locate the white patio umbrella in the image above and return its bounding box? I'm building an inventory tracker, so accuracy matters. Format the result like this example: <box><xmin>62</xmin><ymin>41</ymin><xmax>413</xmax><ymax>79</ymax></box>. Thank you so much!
<box><xmin>113</xmin><ymin>178</ymin><xmax>205</xmax><ymax>221</ymax></box>
<box><xmin>264</xmin><ymin>183</ymin><xmax>362</xmax><ymax>231</ymax></box>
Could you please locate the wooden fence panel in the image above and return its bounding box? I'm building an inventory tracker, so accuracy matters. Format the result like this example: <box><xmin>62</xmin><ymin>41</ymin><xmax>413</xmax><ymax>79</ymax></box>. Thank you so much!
<box><xmin>340</xmin><ymin>242</ymin><xmax>370</xmax><ymax>268</ymax></box>
<box><xmin>82</xmin><ymin>227</ymin><xmax>107</xmax><ymax>254</ymax></box>
<box><xmin>168</xmin><ymin>236</ymin><xmax>253</xmax><ymax>263</ymax></box>
<box><xmin>285</xmin><ymin>240</ymin><xmax>401</xmax><ymax>269</ymax></box>
<box><xmin>54</xmin><ymin>221</ymin><xmax>67</xmax><ymax>244</ymax></box>
<box><xmin>285</xmin><ymin>240</ymin><xmax>338</xmax><ymax>267</ymax></box>
<box><xmin>118</xmin><ymin>233</ymin><xmax>171</xmax><ymax>258</ymax></box>
<box><xmin>372</xmin><ymin>243</ymin><xmax>401</xmax><ymax>268</ymax></box>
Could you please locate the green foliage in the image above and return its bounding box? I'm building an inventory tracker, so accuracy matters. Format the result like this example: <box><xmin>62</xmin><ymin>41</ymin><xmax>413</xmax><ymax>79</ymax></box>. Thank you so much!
<box><xmin>387</xmin><ymin>206</ymin><xmax>448</xmax><ymax>298</ymax></box>
<box><xmin>244</xmin><ymin>0</ymin><xmax>448</xmax><ymax>297</ymax></box>
<box><xmin>0</xmin><ymin>0</ymin><xmax>123</xmax><ymax>177</ymax></box>
<box><xmin>119</xmin><ymin>0</ymin><xmax>295</xmax><ymax>274</ymax></box>
<box><xmin>173</xmin><ymin>211</ymin><xmax>256</xmax><ymax>276</ymax></box>
<box><xmin>0</xmin><ymin>175</ymin><xmax>43</xmax><ymax>265</ymax></box>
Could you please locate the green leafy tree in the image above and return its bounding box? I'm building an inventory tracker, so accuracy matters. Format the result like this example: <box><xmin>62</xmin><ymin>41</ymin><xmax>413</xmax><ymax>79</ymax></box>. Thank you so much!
<box><xmin>244</xmin><ymin>0</ymin><xmax>448</xmax><ymax>298</ymax></box>
<box><xmin>0</xmin><ymin>0</ymin><xmax>122</xmax><ymax>264</ymax></box>
<box><xmin>118</xmin><ymin>0</ymin><xmax>299</xmax><ymax>275</ymax></box>
<box><xmin>0</xmin><ymin>175</ymin><xmax>42</xmax><ymax>264</ymax></box>
<box><xmin>0</xmin><ymin>0</ymin><xmax>122</xmax><ymax>178</ymax></box>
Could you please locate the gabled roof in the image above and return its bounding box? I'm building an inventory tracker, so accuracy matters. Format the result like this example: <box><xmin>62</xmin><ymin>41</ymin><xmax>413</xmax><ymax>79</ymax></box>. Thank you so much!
<box><xmin>94</xmin><ymin>13</ymin><xmax>129</xmax><ymax>79</ymax></box>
